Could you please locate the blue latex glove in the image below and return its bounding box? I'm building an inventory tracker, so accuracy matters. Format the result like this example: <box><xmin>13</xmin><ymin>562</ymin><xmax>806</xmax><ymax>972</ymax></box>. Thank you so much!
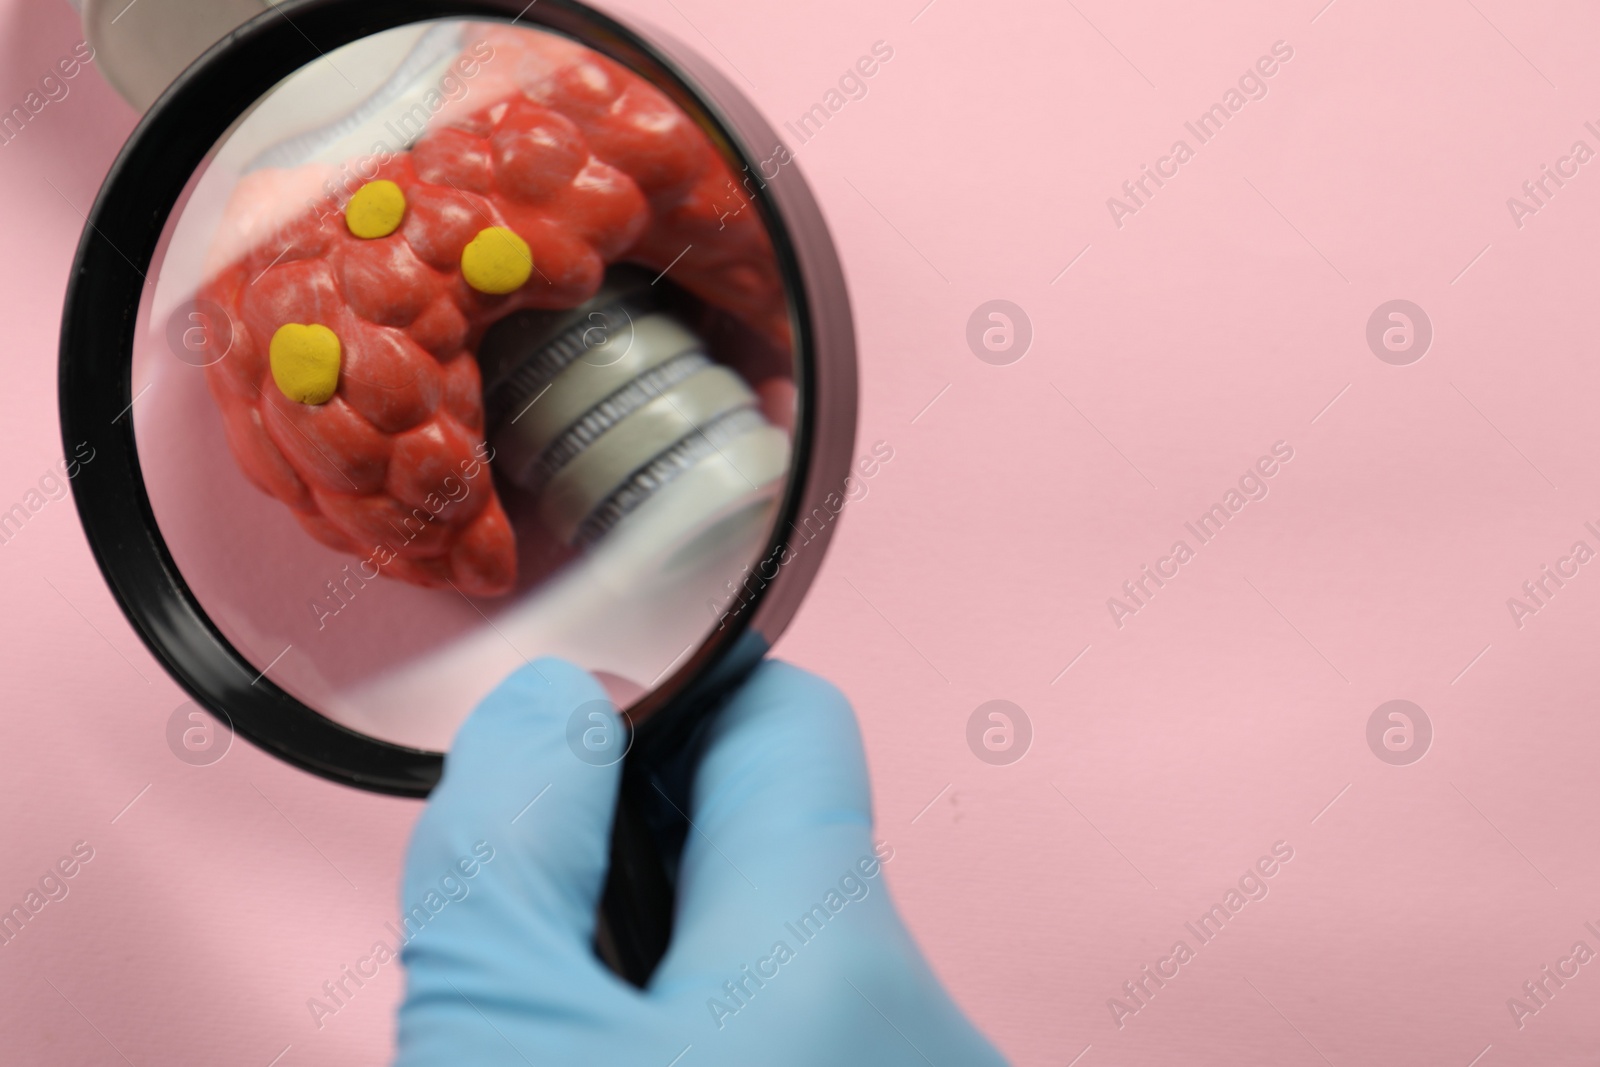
<box><xmin>394</xmin><ymin>657</ymin><xmax>1009</xmax><ymax>1065</ymax></box>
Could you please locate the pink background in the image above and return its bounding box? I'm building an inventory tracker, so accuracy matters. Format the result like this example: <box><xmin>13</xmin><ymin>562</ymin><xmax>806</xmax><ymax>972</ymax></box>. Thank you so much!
<box><xmin>5</xmin><ymin>0</ymin><xmax>1600</xmax><ymax>1063</ymax></box>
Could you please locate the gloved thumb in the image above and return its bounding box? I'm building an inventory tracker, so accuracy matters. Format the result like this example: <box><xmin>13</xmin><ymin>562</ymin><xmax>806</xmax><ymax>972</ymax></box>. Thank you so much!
<box><xmin>401</xmin><ymin>657</ymin><xmax>626</xmax><ymax>971</ymax></box>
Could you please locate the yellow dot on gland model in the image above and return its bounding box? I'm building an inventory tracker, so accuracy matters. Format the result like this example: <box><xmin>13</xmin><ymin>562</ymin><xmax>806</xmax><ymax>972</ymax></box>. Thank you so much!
<box><xmin>270</xmin><ymin>323</ymin><xmax>341</xmax><ymax>405</ymax></box>
<box><xmin>461</xmin><ymin>226</ymin><xmax>533</xmax><ymax>295</ymax></box>
<box><xmin>345</xmin><ymin>180</ymin><xmax>406</xmax><ymax>239</ymax></box>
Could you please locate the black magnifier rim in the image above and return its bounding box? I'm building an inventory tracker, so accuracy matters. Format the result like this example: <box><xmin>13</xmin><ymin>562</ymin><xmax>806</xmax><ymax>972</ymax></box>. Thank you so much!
<box><xmin>59</xmin><ymin>0</ymin><xmax>850</xmax><ymax>795</ymax></box>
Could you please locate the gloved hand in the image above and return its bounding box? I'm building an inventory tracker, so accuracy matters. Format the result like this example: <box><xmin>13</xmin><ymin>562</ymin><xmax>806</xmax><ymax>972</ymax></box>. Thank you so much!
<box><xmin>393</xmin><ymin>656</ymin><xmax>1009</xmax><ymax>1065</ymax></box>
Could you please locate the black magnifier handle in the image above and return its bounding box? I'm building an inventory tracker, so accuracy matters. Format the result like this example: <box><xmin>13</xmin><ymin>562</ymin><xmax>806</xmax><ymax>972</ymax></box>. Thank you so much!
<box><xmin>595</xmin><ymin>767</ymin><xmax>677</xmax><ymax>983</ymax></box>
<box><xmin>593</xmin><ymin>629</ymin><xmax>769</xmax><ymax>985</ymax></box>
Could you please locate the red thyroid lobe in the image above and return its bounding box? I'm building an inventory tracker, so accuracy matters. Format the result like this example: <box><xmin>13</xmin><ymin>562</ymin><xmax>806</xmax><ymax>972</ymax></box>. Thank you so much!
<box><xmin>200</xmin><ymin>24</ymin><xmax>785</xmax><ymax>596</ymax></box>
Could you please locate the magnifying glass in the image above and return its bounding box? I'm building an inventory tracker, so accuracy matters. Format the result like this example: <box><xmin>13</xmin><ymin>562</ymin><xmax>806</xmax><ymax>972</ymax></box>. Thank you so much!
<box><xmin>59</xmin><ymin>0</ymin><xmax>856</xmax><ymax>984</ymax></box>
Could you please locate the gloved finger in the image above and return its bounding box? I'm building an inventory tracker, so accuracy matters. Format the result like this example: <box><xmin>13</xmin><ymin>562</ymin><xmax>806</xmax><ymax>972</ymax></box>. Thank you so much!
<box><xmin>646</xmin><ymin>662</ymin><xmax>1009</xmax><ymax>1064</ymax></box>
<box><xmin>649</xmin><ymin>660</ymin><xmax>883</xmax><ymax>991</ymax></box>
<box><xmin>401</xmin><ymin>657</ymin><xmax>628</xmax><ymax>969</ymax></box>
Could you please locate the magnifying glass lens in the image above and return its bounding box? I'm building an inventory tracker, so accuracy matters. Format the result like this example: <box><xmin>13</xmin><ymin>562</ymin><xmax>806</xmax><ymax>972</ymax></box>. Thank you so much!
<box><xmin>134</xmin><ymin>17</ymin><xmax>797</xmax><ymax>751</ymax></box>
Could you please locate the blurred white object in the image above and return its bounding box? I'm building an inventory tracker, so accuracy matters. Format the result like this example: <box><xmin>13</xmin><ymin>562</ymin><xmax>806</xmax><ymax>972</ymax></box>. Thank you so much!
<box><xmin>80</xmin><ymin>0</ymin><xmax>273</xmax><ymax>111</ymax></box>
